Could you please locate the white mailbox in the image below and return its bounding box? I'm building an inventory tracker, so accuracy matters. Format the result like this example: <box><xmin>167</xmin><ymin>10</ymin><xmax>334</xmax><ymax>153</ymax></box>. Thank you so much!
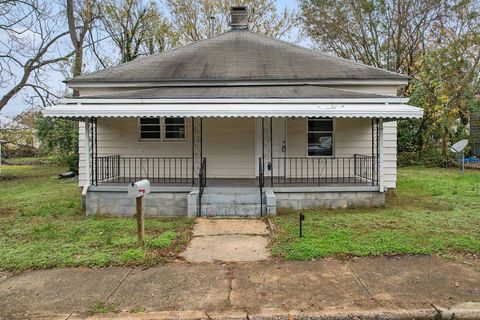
<box><xmin>128</xmin><ymin>179</ymin><xmax>151</xmax><ymax>198</ymax></box>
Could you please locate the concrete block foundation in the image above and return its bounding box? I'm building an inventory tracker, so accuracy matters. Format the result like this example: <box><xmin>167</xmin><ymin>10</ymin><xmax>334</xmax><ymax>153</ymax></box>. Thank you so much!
<box><xmin>86</xmin><ymin>191</ymin><xmax>189</xmax><ymax>216</ymax></box>
<box><xmin>85</xmin><ymin>188</ymin><xmax>384</xmax><ymax>217</ymax></box>
<box><xmin>275</xmin><ymin>191</ymin><xmax>385</xmax><ymax>210</ymax></box>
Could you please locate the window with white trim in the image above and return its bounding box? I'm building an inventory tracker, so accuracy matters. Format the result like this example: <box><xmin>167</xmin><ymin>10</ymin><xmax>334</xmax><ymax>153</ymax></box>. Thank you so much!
<box><xmin>139</xmin><ymin>117</ymin><xmax>186</xmax><ymax>141</ymax></box>
<box><xmin>307</xmin><ymin>118</ymin><xmax>334</xmax><ymax>156</ymax></box>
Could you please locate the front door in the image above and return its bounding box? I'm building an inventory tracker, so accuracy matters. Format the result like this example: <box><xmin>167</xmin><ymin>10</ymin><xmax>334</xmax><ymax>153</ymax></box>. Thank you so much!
<box><xmin>255</xmin><ymin>118</ymin><xmax>287</xmax><ymax>176</ymax></box>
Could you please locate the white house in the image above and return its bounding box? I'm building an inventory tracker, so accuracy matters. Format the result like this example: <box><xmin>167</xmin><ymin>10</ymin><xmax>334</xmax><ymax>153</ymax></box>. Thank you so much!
<box><xmin>44</xmin><ymin>6</ymin><xmax>423</xmax><ymax>217</ymax></box>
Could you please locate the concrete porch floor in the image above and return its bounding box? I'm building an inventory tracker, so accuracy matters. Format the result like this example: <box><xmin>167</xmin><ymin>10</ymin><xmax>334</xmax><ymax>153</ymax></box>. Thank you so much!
<box><xmin>95</xmin><ymin>177</ymin><xmax>375</xmax><ymax>189</ymax></box>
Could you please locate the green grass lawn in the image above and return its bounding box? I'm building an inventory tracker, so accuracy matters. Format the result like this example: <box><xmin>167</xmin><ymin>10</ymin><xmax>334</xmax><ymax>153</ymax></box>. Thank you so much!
<box><xmin>272</xmin><ymin>167</ymin><xmax>480</xmax><ymax>260</ymax></box>
<box><xmin>0</xmin><ymin>161</ymin><xmax>194</xmax><ymax>271</ymax></box>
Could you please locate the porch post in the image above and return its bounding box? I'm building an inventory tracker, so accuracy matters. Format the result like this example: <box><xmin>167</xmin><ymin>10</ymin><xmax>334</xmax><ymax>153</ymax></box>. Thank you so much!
<box><xmin>84</xmin><ymin>118</ymin><xmax>91</xmax><ymax>187</ymax></box>
<box><xmin>192</xmin><ymin>117</ymin><xmax>203</xmax><ymax>185</ymax></box>
<box><xmin>82</xmin><ymin>118</ymin><xmax>91</xmax><ymax>210</ymax></box>
<box><xmin>378</xmin><ymin>118</ymin><xmax>384</xmax><ymax>192</ymax></box>
<box><xmin>371</xmin><ymin>118</ymin><xmax>375</xmax><ymax>186</ymax></box>
<box><xmin>89</xmin><ymin>117</ymin><xmax>98</xmax><ymax>186</ymax></box>
<box><xmin>262</xmin><ymin>117</ymin><xmax>273</xmax><ymax>186</ymax></box>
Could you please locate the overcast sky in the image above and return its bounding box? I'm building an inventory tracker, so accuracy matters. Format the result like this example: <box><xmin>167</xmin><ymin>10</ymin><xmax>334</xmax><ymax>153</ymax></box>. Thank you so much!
<box><xmin>1</xmin><ymin>0</ymin><xmax>304</xmax><ymax>118</ymax></box>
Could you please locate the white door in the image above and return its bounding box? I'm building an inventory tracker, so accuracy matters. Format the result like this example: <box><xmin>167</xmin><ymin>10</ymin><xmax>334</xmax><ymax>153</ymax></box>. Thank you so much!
<box><xmin>255</xmin><ymin>118</ymin><xmax>286</xmax><ymax>177</ymax></box>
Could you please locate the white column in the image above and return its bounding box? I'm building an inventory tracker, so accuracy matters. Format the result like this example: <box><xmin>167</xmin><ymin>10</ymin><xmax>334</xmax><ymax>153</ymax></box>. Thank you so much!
<box><xmin>378</xmin><ymin>118</ymin><xmax>384</xmax><ymax>192</ymax></box>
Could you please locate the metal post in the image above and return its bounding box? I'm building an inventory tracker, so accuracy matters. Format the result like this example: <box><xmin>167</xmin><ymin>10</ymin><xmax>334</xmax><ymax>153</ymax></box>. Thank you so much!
<box><xmin>191</xmin><ymin>117</ymin><xmax>194</xmax><ymax>186</ymax></box>
<box><xmin>84</xmin><ymin>119</ymin><xmax>91</xmax><ymax>187</ymax></box>
<box><xmin>378</xmin><ymin>118</ymin><xmax>384</xmax><ymax>192</ymax></box>
<box><xmin>371</xmin><ymin>118</ymin><xmax>375</xmax><ymax>186</ymax></box>
<box><xmin>299</xmin><ymin>213</ymin><xmax>305</xmax><ymax>238</ymax></box>
<box><xmin>94</xmin><ymin>118</ymin><xmax>98</xmax><ymax>186</ymax></box>
<box><xmin>270</xmin><ymin>117</ymin><xmax>273</xmax><ymax>187</ymax></box>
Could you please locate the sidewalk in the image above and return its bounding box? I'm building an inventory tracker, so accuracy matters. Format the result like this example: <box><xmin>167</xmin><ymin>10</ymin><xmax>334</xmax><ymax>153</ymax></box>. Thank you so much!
<box><xmin>0</xmin><ymin>255</ymin><xmax>479</xmax><ymax>319</ymax></box>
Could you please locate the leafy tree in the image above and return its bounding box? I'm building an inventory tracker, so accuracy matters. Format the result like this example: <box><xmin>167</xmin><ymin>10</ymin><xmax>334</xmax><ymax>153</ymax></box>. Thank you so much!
<box><xmin>35</xmin><ymin>117</ymin><xmax>79</xmax><ymax>172</ymax></box>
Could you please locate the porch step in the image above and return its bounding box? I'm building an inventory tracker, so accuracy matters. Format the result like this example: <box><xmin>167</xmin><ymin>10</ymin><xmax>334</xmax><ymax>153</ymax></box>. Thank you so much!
<box><xmin>201</xmin><ymin>188</ymin><xmax>263</xmax><ymax>217</ymax></box>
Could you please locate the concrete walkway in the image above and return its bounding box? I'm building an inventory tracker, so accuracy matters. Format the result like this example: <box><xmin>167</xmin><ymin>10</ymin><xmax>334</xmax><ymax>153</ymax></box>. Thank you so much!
<box><xmin>0</xmin><ymin>255</ymin><xmax>479</xmax><ymax>319</ymax></box>
<box><xmin>179</xmin><ymin>219</ymin><xmax>271</xmax><ymax>262</ymax></box>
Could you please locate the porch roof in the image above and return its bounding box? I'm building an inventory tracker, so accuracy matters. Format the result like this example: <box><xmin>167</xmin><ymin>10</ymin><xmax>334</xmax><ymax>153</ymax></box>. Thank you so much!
<box><xmin>75</xmin><ymin>85</ymin><xmax>392</xmax><ymax>100</ymax></box>
<box><xmin>43</xmin><ymin>96</ymin><xmax>423</xmax><ymax>120</ymax></box>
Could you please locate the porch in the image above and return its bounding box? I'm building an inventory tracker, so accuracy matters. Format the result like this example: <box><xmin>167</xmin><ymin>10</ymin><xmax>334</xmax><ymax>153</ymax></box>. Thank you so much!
<box><xmin>82</xmin><ymin>116</ymin><xmax>384</xmax><ymax>216</ymax></box>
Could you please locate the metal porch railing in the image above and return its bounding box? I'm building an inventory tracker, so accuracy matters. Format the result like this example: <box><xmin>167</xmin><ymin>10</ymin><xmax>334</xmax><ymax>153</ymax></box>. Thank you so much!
<box><xmin>259</xmin><ymin>154</ymin><xmax>378</xmax><ymax>186</ymax></box>
<box><xmin>95</xmin><ymin>155</ymin><xmax>195</xmax><ymax>185</ymax></box>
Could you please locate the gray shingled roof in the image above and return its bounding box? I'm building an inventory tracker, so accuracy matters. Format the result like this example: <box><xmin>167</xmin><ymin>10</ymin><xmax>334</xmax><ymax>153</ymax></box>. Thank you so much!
<box><xmin>69</xmin><ymin>30</ymin><xmax>408</xmax><ymax>84</ymax></box>
<box><xmin>79</xmin><ymin>85</ymin><xmax>391</xmax><ymax>99</ymax></box>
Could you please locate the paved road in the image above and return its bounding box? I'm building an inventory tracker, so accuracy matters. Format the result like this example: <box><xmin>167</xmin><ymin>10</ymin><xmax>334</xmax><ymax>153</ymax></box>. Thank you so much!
<box><xmin>0</xmin><ymin>255</ymin><xmax>479</xmax><ymax>319</ymax></box>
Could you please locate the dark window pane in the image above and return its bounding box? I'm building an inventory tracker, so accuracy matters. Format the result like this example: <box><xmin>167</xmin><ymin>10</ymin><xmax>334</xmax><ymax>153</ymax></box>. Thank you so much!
<box><xmin>141</xmin><ymin>131</ymin><xmax>161</xmax><ymax>139</ymax></box>
<box><xmin>140</xmin><ymin>117</ymin><xmax>160</xmax><ymax>125</ymax></box>
<box><xmin>307</xmin><ymin>132</ymin><xmax>333</xmax><ymax>156</ymax></box>
<box><xmin>165</xmin><ymin>131</ymin><xmax>185</xmax><ymax>139</ymax></box>
<box><xmin>165</xmin><ymin>117</ymin><xmax>185</xmax><ymax>125</ymax></box>
<box><xmin>141</xmin><ymin>125</ymin><xmax>160</xmax><ymax>131</ymax></box>
<box><xmin>308</xmin><ymin>119</ymin><xmax>333</xmax><ymax>131</ymax></box>
<box><xmin>308</xmin><ymin>132</ymin><xmax>332</xmax><ymax>144</ymax></box>
<box><xmin>308</xmin><ymin>145</ymin><xmax>333</xmax><ymax>156</ymax></box>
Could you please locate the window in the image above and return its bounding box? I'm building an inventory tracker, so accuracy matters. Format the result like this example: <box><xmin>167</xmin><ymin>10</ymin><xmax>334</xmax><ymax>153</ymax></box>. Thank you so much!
<box><xmin>164</xmin><ymin>117</ymin><xmax>185</xmax><ymax>141</ymax></box>
<box><xmin>307</xmin><ymin>118</ymin><xmax>334</xmax><ymax>156</ymax></box>
<box><xmin>139</xmin><ymin>118</ymin><xmax>161</xmax><ymax>140</ymax></box>
<box><xmin>139</xmin><ymin>117</ymin><xmax>186</xmax><ymax>141</ymax></box>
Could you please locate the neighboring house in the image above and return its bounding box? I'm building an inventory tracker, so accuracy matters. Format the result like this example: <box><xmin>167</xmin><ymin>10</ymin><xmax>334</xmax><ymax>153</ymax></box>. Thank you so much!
<box><xmin>0</xmin><ymin>113</ymin><xmax>29</xmax><ymax>130</ymax></box>
<box><xmin>44</xmin><ymin>6</ymin><xmax>422</xmax><ymax>217</ymax></box>
<box><xmin>0</xmin><ymin>113</ymin><xmax>39</xmax><ymax>157</ymax></box>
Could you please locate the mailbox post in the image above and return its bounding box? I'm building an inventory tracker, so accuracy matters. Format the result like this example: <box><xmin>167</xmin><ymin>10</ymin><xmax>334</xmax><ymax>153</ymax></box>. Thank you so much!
<box><xmin>128</xmin><ymin>179</ymin><xmax>151</xmax><ymax>247</ymax></box>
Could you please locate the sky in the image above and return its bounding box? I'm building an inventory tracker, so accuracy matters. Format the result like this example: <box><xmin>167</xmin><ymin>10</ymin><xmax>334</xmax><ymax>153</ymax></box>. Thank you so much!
<box><xmin>0</xmin><ymin>0</ymin><xmax>304</xmax><ymax>118</ymax></box>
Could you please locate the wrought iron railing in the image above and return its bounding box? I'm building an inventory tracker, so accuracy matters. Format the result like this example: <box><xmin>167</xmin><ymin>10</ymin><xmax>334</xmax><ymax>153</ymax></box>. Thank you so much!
<box><xmin>95</xmin><ymin>155</ymin><xmax>194</xmax><ymax>185</ymax></box>
<box><xmin>353</xmin><ymin>154</ymin><xmax>378</xmax><ymax>185</ymax></box>
<box><xmin>260</xmin><ymin>155</ymin><xmax>378</xmax><ymax>186</ymax></box>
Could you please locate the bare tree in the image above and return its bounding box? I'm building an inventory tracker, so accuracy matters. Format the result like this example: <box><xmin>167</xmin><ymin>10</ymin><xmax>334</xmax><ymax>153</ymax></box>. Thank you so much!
<box><xmin>299</xmin><ymin>0</ymin><xmax>455</xmax><ymax>77</ymax></box>
<box><xmin>165</xmin><ymin>0</ymin><xmax>297</xmax><ymax>43</ymax></box>
<box><xmin>99</xmin><ymin>0</ymin><xmax>176</xmax><ymax>63</ymax></box>
<box><xmin>66</xmin><ymin>0</ymin><xmax>96</xmax><ymax>78</ymax></box>
<box><xmin>0</xmin><ymin>0</ymin><xmax>74</xmax><ymax>111</ymax></box>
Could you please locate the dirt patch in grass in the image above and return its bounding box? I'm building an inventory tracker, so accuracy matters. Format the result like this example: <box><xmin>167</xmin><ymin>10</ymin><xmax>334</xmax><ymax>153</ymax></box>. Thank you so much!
<box><xmin>0</xmin><ymin>207</ymin><xmax>15</xmax><ymax>216</ymax></box>
<box><xmin>0</xmin><ymin>175</ymin><xmax>18</xmax><ymax>182</ymax></box>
